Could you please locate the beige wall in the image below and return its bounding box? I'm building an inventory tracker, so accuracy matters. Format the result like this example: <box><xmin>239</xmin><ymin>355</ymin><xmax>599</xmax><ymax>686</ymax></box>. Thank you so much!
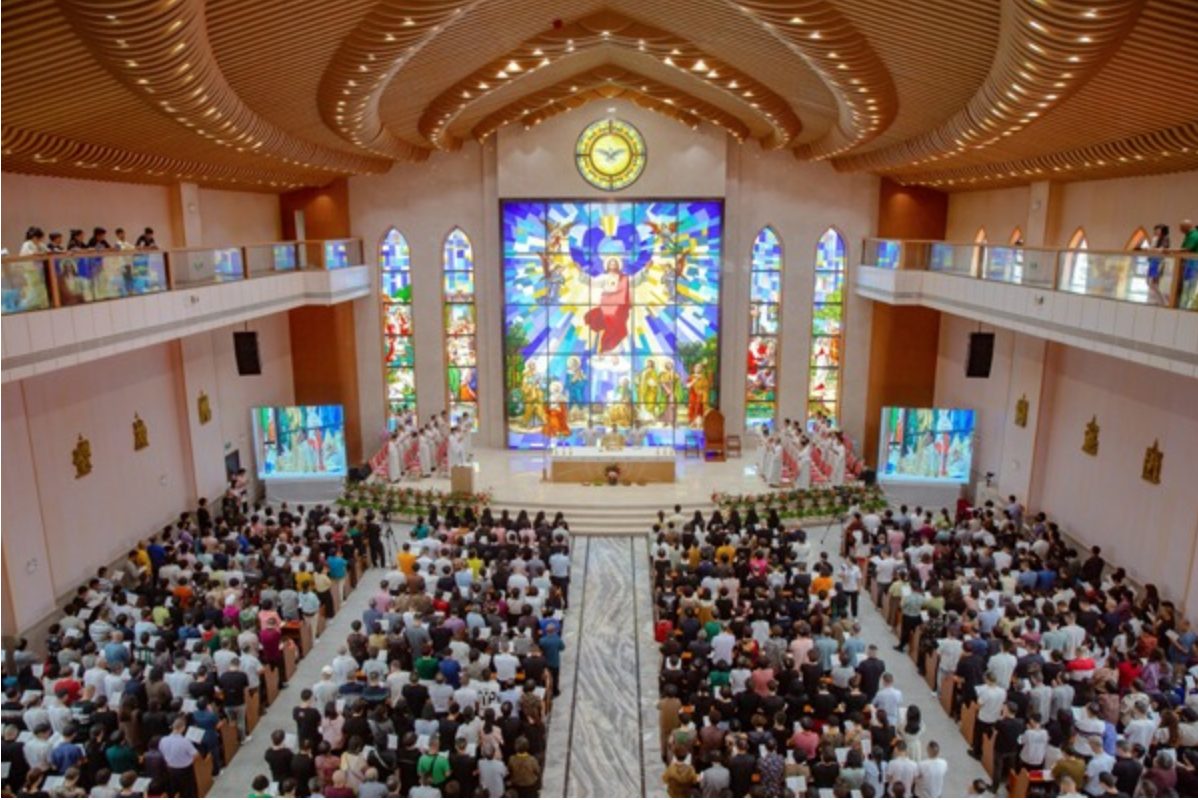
<box><xmin>197</xmin><ymin>188</ymin><xmax>281</xmax><ymax>247</ymax></box>
<box><xmin>945</xmin><ymin>170</ymin><xmax>1198</xmax><ymax>249</ymax></box>
<box><xmin>2</xmin><ymin>344</ymin><xmax>193</xmax><ymax>631</ymax></box>
<box><xmin>1031</xmin><ymin>344</ymin><xmax>1198</xmax><ymax>619</ymax></box>
<box><xmin>1</xmin><ymin>172</ymin><xmax>280</xmax><ymax>252</ymax></box>
<box><xmin>348</xmin><ymin>98</ymin><xmax>878</xmax><ymax>450</ymax></box>
<box><xmin>934</xmin><ymin>314</ymin><xmax>1198</xmax><ymax>619</ymax></box>
<box><xmin>1</xmin><ymin>311</ymin><xmax>295</xmax><ymax>634</ymax></box>
<box><xmin>2</xmin><ymin>172</ymin><xmax>176</xmax><ymax>252</ymax></box>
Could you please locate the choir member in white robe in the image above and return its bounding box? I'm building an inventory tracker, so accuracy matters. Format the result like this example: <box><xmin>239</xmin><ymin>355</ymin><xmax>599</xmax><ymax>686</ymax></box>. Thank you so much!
<box><xmin>764</xmin><ymin>439</ymin><xmax>783</xmax><ymax>486</ymax></box>
<box><xmin>460</xmin><ymin>411</ymin><xmax>474</xmax><ymax>456</ymax></box>
<box><xmin>448</xmin><ymin>430</ymin><xmax>469</xmax><ymax>468</ymax></box>
<box><xmin>418</xmin><ymin>429</ymin><xmax>433</xmax><ymax>477</ymax></box>
<box><xmin>830</xmin><ymin>440</ymin><xmax>846</xmax><ymax>486</ymax></box>
<box><xmin>386</xmin><ymin>434</ymin><xmax>402</xmax><ymax>483</ymax></box>
<box><xmin>581</xmin><ymin>425</ymin><xmax>599</xmax><ymax>447</ymax></box>
<box><xmin>757</xmin><ymin>436</ymin><xmax>771</xmax><ymax>479</ymax></box>
<box><xmin>796</xmin><ymin>444</ymin><xmax>813</xmax><ymax>490</ymax></box>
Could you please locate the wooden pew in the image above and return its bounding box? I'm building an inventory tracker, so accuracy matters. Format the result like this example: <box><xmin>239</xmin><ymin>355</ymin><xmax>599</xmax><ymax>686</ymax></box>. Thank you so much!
<box><xmin>263</xmin><ymin>665</ymin><xmax>280</xmax><ymax>708</ymax></box>
<box><xmin>981</xmin><ymin>730</ymin><xmax>997</xmax><ymax>781</ymax></box>
<box><xmin>938</xmin><ymin>675</ymin><xmax>955</xmax><ymax>716</ymax></box>
<box><xmin>909</xmin><ymin>626</ymin><xmax>923</xmax><ymax>668</ymax></box>
<box><xmin>219</xmin><ymin>720</ymin><xmax>238</xmax><ymax>767</ymax></box>
<box><xmin>282</xmin><ymin>640</ymin><xmax>299</xmax><ymax>683</ymax></box>
<box><xmin>316</xmin><ymin>608</ymin><xmax>328</xmax><ymax>638</ymax></box>
<box><xmin>1008</xmin><ymin>769</ymin><xmax>1031</xmax><ymax>798</ymax></box>
<box><xmin>246</xmin><ymin>687</ymin><xmax>260</xmax><ymax>735</ymax></box>
<box><xmin>870</xmin><ymin>580</ymin><xmax>882</xmax><ymax>609</ymax></box>
<box><xmin>959</xmin><ymin>702</ymin><xmax>978</xmax><ymax>751</ymax></box>
<box><xmin>194</xmin><ymin>753</ymin><xmax>214</xmax><ymax>797</ymax></box>
<box><xmin>924</xmin><ymin>653</ymin><xmax>939</xmax><ymax>691</ymax></box>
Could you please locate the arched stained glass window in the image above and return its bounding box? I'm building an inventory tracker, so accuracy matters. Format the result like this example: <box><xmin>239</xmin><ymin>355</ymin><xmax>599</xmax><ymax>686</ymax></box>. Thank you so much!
<box><xmin>809</xmin><ymin>228</ymin><xmax>846</xmax><ymax>424</ymax></box>
<box><xmin>971</xmin><ymin>227</ymin><xmax>988</xmax><ymax>275</ymax></box>
<box><xmin>380</xmin><ymin>229</ymin><xmax>415</xmax><ymax>427</ymax></box>
<box><xmin>1126</xmin><ymin>227</ymin><xmax>1149</xmax><ymax>250</ymax></box>
<box><xmin>443</xmin><ymin>228</ymin><xmax>478</xmax><ymax>429</ymax></box>
<box><xmin>1065</xmin><ymin>227</ymin><xmax>1090</xmax><ymax>294</ymax></box>
<box><xmin>746</xmin><ymin>226</ymin><xmax>782</xmax><ymax>432</ymax></box>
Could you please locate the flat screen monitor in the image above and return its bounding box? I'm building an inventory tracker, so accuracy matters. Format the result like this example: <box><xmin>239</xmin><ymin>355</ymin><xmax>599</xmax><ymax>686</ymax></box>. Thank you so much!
<box><xmin>878</xmin><ymin>406</ymin><xmax>975</xmax><ymax>484</ymax></box>
<box><xmin>252</xmin><ymin>405</ymin><xmax>347</xmax><ymax>479</ymax></box>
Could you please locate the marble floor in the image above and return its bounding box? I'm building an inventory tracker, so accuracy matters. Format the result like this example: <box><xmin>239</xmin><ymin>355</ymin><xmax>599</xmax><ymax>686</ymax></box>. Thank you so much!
<box><xmin>210</xmin><ymin>519</ymin><xmax>990</xmax><ymax>798</ymax></box>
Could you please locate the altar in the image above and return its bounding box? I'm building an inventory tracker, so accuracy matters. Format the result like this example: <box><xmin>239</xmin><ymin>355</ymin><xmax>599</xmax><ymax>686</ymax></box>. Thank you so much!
<box><xmin>547</xmin><ymin>446</ymin><xmax>677</xmax><ymax>484</ymax></box>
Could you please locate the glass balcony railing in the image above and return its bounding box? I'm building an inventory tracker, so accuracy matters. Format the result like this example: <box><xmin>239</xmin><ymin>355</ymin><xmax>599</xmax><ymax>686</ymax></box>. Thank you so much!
<box><xmin>54</xmin><ymin>250</ymin><xmax>169</xmax><ymax>305</ymax></box>
<box><xmin>0</xmin><ymin>237</ymin><xmax>364</xmax><ymax>315</ymax></box>
<box><xmin>2</xmin><ymin>255</ymin><xmax>52</xmax><ymax>313</ymax></box>
<box><xmin>860</xmin><ymin>236</ymin><xmax>1196</xmax><ymax>310</ymax></box>
<box><xmin>246</xmin><ymin>242</ymin><xmax>300</xmax><ymax>276</ymax></box>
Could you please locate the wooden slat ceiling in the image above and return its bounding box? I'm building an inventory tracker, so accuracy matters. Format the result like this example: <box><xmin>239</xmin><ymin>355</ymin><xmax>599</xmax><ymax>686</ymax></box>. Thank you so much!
<box><xmin>2</xmin><ymin>0</ymin><xmax>1195</xmax><ymax>191</ymax></box>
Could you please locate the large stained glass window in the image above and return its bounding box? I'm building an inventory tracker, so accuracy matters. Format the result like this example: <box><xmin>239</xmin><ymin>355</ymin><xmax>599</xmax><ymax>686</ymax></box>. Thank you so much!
<box><xmin>809</xmin><ymin>228</ymin><xmax>846</xmax><ymax>423</ymax></box>
<box><xmin>380</xmin><ymin>229</ymin><xmax>415</xmax><ymax>426</ymax></box>
<box><xmin>746</xmin><ymin>226</ymin><xmax>782</xmax><ymax>432</ymax></box>
<box><xmin>502</xmin><ymin>200</ymin><xmax>723</xmax><ymax>449</ymax></box>
<box><xmin>443</xmin><ymin>228</ymin><xmax>478</xmax><ymax>428</ymax></box>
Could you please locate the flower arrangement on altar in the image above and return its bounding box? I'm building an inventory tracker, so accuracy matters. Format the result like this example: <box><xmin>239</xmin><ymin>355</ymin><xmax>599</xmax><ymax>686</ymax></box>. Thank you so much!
<box><xmin>337</xmin><ymin>483</ymin><xmax>493</xmax><ymax>516</ymax></box>
<box><xmin>604</xmin><ymin>464</ymin><xmax>622</xmax><ymax>485</ymax></box>
<box><xmin>711</xmin><ymin>483</ymin><xmax>887</xmax><ymax>520</ymax></box>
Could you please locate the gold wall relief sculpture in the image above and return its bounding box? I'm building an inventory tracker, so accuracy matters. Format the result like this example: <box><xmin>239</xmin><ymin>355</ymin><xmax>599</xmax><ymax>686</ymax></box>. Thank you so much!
<box><xmin>198</xmin><ymin>391</ymin><xmax>212</xmax><ymax>425</ymax></box>
<box><xmin>133</xmin><ymin>413</ymin><xmax>149</xmax><ymax>451</ymax></box>
<box><xmin>1014</xmin><ymin>393</ymin><xmax>1029</xmax><ymax>428</ymax></box>
<box><xmin>1082</xmin><ymin>415</ymin><xmax>1099</xmax><ymax>456</ymax></box>
<box><xmin>1142</xmin><ymin>439</ymin><xmax>1163</xmax><ymax>485</ymax></box>
<box><xmin>72</xmin><ymin>434</ymin><xmax>92</xmax><ymax>478</ymax></box>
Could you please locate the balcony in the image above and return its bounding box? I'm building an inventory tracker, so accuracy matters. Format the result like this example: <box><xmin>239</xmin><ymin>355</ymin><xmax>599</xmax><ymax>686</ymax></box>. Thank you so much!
<box><xmin>1</xmin><ymin>238</ymin><xmax>370</xmax><ymax>382</ymax></box>
<box><xmin>857</xmin><ymin>238</ymin><xmax>1198</xmax><ymax>378</ymax></box>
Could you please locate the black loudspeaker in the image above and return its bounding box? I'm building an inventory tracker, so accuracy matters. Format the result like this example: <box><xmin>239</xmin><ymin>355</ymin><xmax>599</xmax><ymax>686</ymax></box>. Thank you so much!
<box><xmin>860</xmin><ymin>468</ymin><xmax>877</xmax><ymax>487</ymax></box>
<box><xmin>233</xmin><ymin>331</ymin><xmax>261</xmax><ymax>376</ymax></box>
<box><xmin>966</xmin><ymin>332</ymin><xmax>995</xmax><ymax>378</ymax></box>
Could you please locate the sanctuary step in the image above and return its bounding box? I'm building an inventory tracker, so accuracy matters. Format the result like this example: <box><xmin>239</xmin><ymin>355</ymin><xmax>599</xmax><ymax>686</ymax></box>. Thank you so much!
<box><xmin>481</xmin><ymin>494</ymin><xmax>717</xmax><ymax>536</ymax></box>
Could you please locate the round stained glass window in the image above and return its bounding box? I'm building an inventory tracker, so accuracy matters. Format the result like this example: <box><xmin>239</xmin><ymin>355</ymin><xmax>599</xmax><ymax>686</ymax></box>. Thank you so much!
<box><xmin>575</xmin><ymin>118</ymin><xmax>647</xmax><ymax>191</ymax></box>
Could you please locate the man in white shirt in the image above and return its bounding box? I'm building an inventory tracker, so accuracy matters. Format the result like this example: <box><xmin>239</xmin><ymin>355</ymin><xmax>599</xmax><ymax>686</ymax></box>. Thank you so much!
<box><xmin>1018</xmin><ymin>714</ymin><xmax>1049</xmax><ymax>768</ymax></box>
<box><xmin>312</xmin><ymin>666</ymin><xmax>339</xmax><ymax>708</ymax></box>
<box><xmin>331</xmin><ymin>646</ymin><xmax>358</xmax><ymax>686</ymax></box>
<box><xmin>973</xmin><ymin>672</ymin><xmax>1007</xmax><ymax>756</ymax></box>
<box><xmin>915</xmin><ymin>740</ymin><xmax>948</xmax><ymax>798</ymax></box>
<box><xmin>711</xmin><ymin>628</ymin><xmax>737</xmax><ymax>665</ymax></box>
<box><xmin>873</xmin><ymin>673</ymin><xmax>903</xmax><ymax>723</ymax></box>
<box><xmin>492</xmin><ymin>648</ymin><xmax>520</xmax><ymax>683</ymax></box>
<box><xmin>886</xmin><ymin>740</ymin><xmax>918</xmax><ymax>797</ymax></box>
<box><xmin>987</xmin><ymin>641</ymin><xmax>1018</xmax><ymax>690</ymax></box>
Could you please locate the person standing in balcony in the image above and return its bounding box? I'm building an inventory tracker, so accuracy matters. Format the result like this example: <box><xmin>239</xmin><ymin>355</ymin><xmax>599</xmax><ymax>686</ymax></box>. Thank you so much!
<box><xmin>135</xmin><ymin>227</ymin><xmax>157</xmax><ymax>248</ymax></box>
<box><xmin>86</xmin><ymin>226</ymin><xmax>111</xmax><ymax>249</ymax></box>
<box><xmin>19</xmin><ymin>226</ymin><xmax>46</xmax><ymax>255</ymax></box>
<box><xmin>67</xmin><ymin>229</ymin><xmax>87</xmax><ymax>250</ymax></box>
<box><xmin>1147</xmin><ymin>224</ymin><xmax>1170</xmax><ymax>305</ymax></box>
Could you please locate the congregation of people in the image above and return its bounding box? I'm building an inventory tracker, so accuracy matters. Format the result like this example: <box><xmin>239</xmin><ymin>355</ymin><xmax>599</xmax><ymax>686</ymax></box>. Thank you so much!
<box><xmin>648</xmin><ymin>493</ymin><xmax>1198</xmax><ymax>797</ymax></box>
<box><xmin>862</xmin><ymin>497</ymin><xmax>1198</xmax><ymax>798</ymax></box>
<box><xmin>14</xmin><ymin>227</ymin><xmax>157</xmax><ymax>256</ymax></box>
<box><xmin>0</xmin><ymin>483</ymin><xmax>374</xmax><ymax>798</ymax></box>
<box><xmin>245</xmin><ymin>503</ymin><xmax>570</xmax><ymax>798</ymax></box>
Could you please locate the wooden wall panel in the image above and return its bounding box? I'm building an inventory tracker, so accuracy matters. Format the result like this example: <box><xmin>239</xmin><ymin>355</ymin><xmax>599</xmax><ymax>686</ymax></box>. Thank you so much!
<box><xmin>862</xmin><ymin>177</ymin><xmax>947</xmax><ymax>462</ymax></box>
<box><xmin>280</xmin><ymin>178</ymin><xmax>352</xmax><ymax>240</ymax></box>
<box><xmin>288</xmin><ymin>303</ymin><xmax>362</xmax><ymax>464</ymax></box>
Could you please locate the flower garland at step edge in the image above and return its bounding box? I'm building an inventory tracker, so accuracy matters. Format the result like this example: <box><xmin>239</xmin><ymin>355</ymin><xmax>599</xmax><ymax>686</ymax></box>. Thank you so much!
<box><xmin>711</xmin><ymin>484</ymin><xmax>887</xmax><ymax>520</ymax></box>
<box><xmin>337</xmin><ymin>483</ymin><xmax>493</xmax><ymax>516</ymax></box>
